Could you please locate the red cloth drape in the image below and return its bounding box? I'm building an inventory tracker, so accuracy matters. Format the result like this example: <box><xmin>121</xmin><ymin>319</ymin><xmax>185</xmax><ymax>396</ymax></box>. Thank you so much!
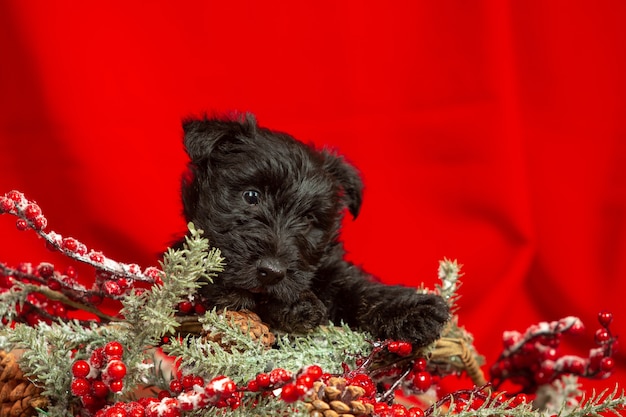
<box><xmin>1</xmin><ymin>1</ymin><xmax>624</xmax><ymax>390</ymax></box>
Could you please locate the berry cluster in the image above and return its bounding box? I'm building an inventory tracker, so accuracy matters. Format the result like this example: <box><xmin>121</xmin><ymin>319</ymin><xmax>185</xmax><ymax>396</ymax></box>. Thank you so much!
<box><xmin>490</xmin><ymin>312</ymin><xmax>618</xmax><ymax>391</ymax></box>
<box><xmin>0</xmin><ymin>262</ymin><xmax>74</xmax><ymax>325</ymax></box>
<box><xmin>176</xmin><ymin>297</ymin><xmax>206</xmax><ymax>316</ymax></box>
<box><xmin>70</xmin><ymin>341</ymin><xmax>128</xmax><ymax>412</ymax></box>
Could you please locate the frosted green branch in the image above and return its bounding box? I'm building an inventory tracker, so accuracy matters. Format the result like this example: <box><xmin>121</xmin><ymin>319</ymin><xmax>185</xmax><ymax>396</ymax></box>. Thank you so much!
<box><xmin>436</xmin><ymin>258</ymin><xmax>462</xmax><ymax>312</ymax></box>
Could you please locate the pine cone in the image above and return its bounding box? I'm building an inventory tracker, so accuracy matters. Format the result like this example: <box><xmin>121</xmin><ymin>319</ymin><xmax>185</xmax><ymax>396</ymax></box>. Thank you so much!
<box><xmin>202</xmin><ymin>310</ymin><xmax>276</xmax><ymax>350</ymax></box>
<box><xmin>304</xmin><ymin>377</ymin><xmax>374</xmax><ymax>417</ymax></box>
<box><xmin>0</xmin><ymin>351</ymin><xmax>48</xmax><ymax>417</ymax></box>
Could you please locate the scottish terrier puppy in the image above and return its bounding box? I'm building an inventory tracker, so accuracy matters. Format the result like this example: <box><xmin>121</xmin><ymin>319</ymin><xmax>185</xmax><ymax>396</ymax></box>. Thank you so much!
<box><xmin>180</xmin><ymin>113</ymin><xmax>449</xmax><ymax>346</ymax></box>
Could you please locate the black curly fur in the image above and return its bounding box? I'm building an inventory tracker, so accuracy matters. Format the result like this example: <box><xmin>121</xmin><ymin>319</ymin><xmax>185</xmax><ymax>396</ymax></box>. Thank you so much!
<box><xmin>178</xmin><ymin>113</ymin><xmax>449</xmax><ymax>346</ymax></box>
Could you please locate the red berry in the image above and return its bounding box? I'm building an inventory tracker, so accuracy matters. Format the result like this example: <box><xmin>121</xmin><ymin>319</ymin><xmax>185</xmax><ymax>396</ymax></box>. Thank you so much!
<box><xmin>126</xmin><ymin>402</ymin><xmax>146</xmax><ymax>417</ymax></box>
<box><xmin>92</xmin><ymin>380</ymin><xmax>109</xmax><ymax>398</ymax></box>
<box><xmin>37</xmin><ymin>263</ymin><xmax>54</xmax><ymax>278</ymax></box>
<box><xmin>109</xmin><ymin>379</ymin><xmax>124</xmax><ymax>393</ymax></box>
<box><xmin>71</xmin><ymin>377</ymin><xmax>91</xmax><ymax>396</ymax></box>
<box><xmin>105</xmin><ymin>406</ymin><xmax>127</xmax><ymax>417</ymax></box>
<box><xmin>0</xmin><ymin>197</ymin><xmax>15</xmax><ymax>212</ymax></box>
<box><xmin>6</xmin><ymin>190</ymin><xmax>24</xmax><ymax>202</ymax></box>
<box><xmin>210</xmin><ymin>376</ymin><xmax>236</xmax><ymax>395</ymax></box>
<box><xmin>246</xmin><ymin>380</ymin><xmax>259</xmax><ymax>392</ymax></box>
<box><xmin>595</xmin><ymin>329</ymin><xmax>611</xmax><ymax>345</ymax></box>
<box><xmin>374</xmin><ymin>402</ymin><xmax>390</xmax><ymax>415</ymax></box>
<box><xmin>106</xmin><ymin>360</ymin><xmax>127</xmax><ymax>380</ymax></box>
<box><xmin>348</xmin><ymin>373</ymin><xmax>376</xmax><ymax>398</ymax></box>
<box><xmin>305</xmin><ymin>365</ymin><xmax>323</xmax><ymax>380</ymax></box>
<box><xmin>598</xmin><ymin>311</ymin><xmax>613</xmax><ymax>327</ymax></box>
<box><xmin>280</xmin><ymin>384</ymin><xmax>299</xmax><ymax>403</ymax></box>
<box><xmin>177</xmin><ymin>301</ymin><xmax>193</xmax><ymax>314</ymax></box>
<box><xmin>181</xmin><ymin>374</ymin><xmax>195</xmax><ymax>389</ymax></box>
<box><xmin>32</xmin><ymin>215</ymin><xmax>47</xmax><ymax>230</ymax></box>
<box><xmin>600</xmin><ymin>357</ymin><xmax>615</xmax><ymax>372</ymax></box>
<box><xmin>569</xmin><ymin>320</ymin><xmax>585</xmax><ymax>335</ymax></box>
<box><xmin>409</xmin><ymin>407</ymin><xmax>425</xmax><ymax>417</ymax></box>
<box><xmin>62</xmin><ymin>237</ymin><xmax>79</xmax><ymax>252</ymax></box>
<box><xmin>296</xmin><ymin>374</ymin><xmax>314</xmax><ymax>389</ymax></box>
<box><xmin>256</xmin><ymin>373</ymin><xmax>270</xmax><ymax>388</ymax></box>
<box><xmin>24</xmin><ymin>203</ymin><xmax>41</xmax><ymax>220</ymax></box>
<box><xmin>89</xmin><ymin>251</ymin><xmax>105</xmax><ymax>263</ymax></box>
<box><xmin>103</xmin><ymin>280</ymin><xmax>122</xmax><ymax>296</ymax></box>
<box><xmin>567</xmin><ymin>359</ymin><xmax>586</xmax><ymax>374</ymax></box>
<box><xmin>16</xmin><ymin>219</ymin><xmax>29</xmax><ymax>231</ymax></box>
<box><xmin>388</xmin><ymin>341</ymin><xmax>412</xmax><ymax>356</ymax></box>
<box><xmin>169</xmin><ymin>379</ymin><xmax>183</xmax><ymax>393</ymax></box>
<box><xmin>193</xmin><ymin>376</ymin><xmax>205</xmax><ymax>387</ymax></box>
<box><xmin>412</xmin><ymin>371</ymin><xmax>432</xmax><ymax>392</ymax></box>
<box><xmin>194</xmin><ymin>303</ymin><xmax>206</xmax><ymax>314</ymax></box>
<box><xmin>413</xmin><ymin>358</ymin><xmax>428</xmax><ymax>372</ymax></box>
<box><xmin>105</xmin><ymin>341</ymin><xmax>124</xmax><ymax>358</ymax></box>
<box><xmin>71</xmin><ymin>360</ymin><xmax>91</xmax><ymax>378</ymax></box>
<box><xmin>47</xmin><ymin>278</ymin><xmax>62</xmax><ymax>291</ymax></box>
<box><xmin>391</xmin><ymin>403</ymin><xmax>409</xmax><ymax>416</ymax></box>
<box><xmin>269</xmin><ymin>368</ymin><xmax>292</xmax><ymax>384</ymax></box>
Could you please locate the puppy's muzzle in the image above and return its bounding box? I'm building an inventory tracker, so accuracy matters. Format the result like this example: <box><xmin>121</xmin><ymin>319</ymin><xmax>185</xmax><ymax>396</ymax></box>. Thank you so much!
<box><xmin>256</xmin><ymin>258</ymin><xmax>287</xmax><ymax>286</ymax></box>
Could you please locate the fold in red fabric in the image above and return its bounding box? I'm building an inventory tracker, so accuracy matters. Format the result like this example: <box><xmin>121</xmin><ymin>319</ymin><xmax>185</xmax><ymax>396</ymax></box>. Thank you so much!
<box><xmin>0</xmin><ymin>2</ymin><xmax>624</xmax><ymax>389</ymax></box>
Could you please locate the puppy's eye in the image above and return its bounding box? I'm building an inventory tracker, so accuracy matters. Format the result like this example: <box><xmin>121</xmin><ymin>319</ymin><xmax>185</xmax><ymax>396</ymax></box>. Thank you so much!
<box><xmin>242</xmin><ymin>190</ymin><xmax>261</xmax><ymax>205</ymax></box>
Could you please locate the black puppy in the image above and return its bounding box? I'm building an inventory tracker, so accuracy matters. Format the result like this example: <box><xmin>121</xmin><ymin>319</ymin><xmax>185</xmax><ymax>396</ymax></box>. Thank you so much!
<box><xmin>180</xmin><ymin>113</ymin><xmax>449</xmax><ymax>346</ymax></box>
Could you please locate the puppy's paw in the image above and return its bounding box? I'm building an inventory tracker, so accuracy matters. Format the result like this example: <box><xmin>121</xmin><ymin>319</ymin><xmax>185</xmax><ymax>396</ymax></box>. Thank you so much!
<box><xmin>363</xmin><ymin>292</ymin><xmax>450</xmax><ymax>347</ymax></box>
<box><xmin>257</xmin><ymin>290</ymin><xmax>328</xmax><ymax>333</ymax></box>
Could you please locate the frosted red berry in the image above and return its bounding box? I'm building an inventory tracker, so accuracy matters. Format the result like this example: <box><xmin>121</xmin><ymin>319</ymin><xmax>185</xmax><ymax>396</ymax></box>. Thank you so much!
<box><xmin>0</xmin><ymin>197</ymin><xmax>14</xmax><ymax>212</ymax></box>
<box><xmin>62</xmin><ymin>237</ymin><xmax>79</xmax><ymax>252</ymax></box>
<box><xmin>600</xmin><ymin>357</ymin><xmax>615</xmax><ymax>372</ymax></box>
<box><xmin>595</xmin><ymin>329</ymin><xmax>611</xmax><ymax>345</ymax></box>
<box><xmin>24</xmin><ymin>203</ymin><xmax>41</xmax><ymax>220</ymax></box>
<box><xmin>103</xmin><ymin>280</ymin><xmax>122</xmax><ymax>296</ymax></box>
<box><xmin>89</xmin><ymin>251</ymin><xmax>105</xmax><ymax>263</ymax></box>
<box><xmin>106</xmin><ymin>360</ymin><xmax>127</xmax><ymax>380</ymax></box>
<box><xmin>7</xmin><ymin>190</ymin><xmax>24</xmax><ymax>202</ymax></box>
<box><xmin>71</xmin><ymin>377</ymin><xmax>91</xmax><ymax>396</ymax></box>
<box><xmin>104</xmin><ymin>406</ymin><xmax>127</xmax><ymax>417</ymax></box>
<box><xmin>71</xmin><ymin>360</ymin><xmax>91</xmax><ymax>378</ymax></box>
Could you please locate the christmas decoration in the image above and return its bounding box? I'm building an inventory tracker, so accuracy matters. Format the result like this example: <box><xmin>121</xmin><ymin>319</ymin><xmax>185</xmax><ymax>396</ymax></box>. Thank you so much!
<box><xmin>0</xmin><ymin>190</ymin><xmax>624</xmax><ymax>417</ymax></box>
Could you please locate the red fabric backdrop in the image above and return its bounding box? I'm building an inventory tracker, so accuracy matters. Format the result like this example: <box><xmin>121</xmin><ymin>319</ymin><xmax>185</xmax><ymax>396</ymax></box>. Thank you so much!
<box><xmin>1</xmin><ymin>1</ymin><xmax>624</xmax><ymax>390</ymax></box>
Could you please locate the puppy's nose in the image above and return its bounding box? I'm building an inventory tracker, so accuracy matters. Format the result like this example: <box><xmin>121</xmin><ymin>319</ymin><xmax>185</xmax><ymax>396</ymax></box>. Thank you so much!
<box><xmin>256</xmin><ymin>258</ymin><xmax>286</xmax><ymax>285</ymax></box>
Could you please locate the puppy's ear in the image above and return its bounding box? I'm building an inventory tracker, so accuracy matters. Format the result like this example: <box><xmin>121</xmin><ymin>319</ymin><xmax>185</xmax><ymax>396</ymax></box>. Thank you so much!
<box><xmin>182</xmin><ymin>113</ymin><xmax>257</xmax><ymax>162</ymax></box>
<box><xmin>322</xmin><ymin>151</ymin><xmax>364</xmax><ymax>219</ymax></box>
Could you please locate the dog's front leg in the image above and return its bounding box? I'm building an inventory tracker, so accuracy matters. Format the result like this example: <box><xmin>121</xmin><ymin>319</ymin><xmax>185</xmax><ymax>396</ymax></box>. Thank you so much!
<box><xmin>256</xmin><ymin>290</ymin><xmax>329</xmax><ymax>333</ymax></box>
<box><xmin>324</xmin><ymin>266</ymin><xmax>450</xmax><ymax>346</ymax></box>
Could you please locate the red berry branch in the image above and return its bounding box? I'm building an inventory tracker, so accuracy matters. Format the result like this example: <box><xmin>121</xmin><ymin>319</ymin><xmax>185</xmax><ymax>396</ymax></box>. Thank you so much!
<box><xmin>0</xmin><ymin>190</ymin><xmax>162</xmax><ymax>324</ymax></box>
<box><xmin>489</xmin><ymin>312</ymin><xmax>618</xmax><ymax>392</ymax></box>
